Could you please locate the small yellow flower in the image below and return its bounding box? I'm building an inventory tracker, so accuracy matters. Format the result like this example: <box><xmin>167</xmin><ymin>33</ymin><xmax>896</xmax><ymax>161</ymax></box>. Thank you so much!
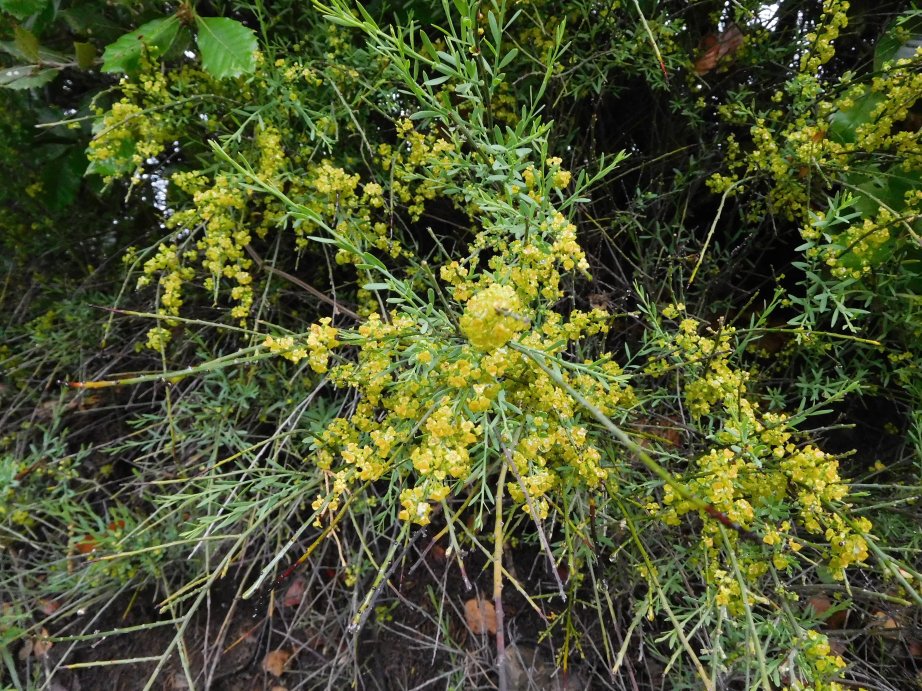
<box><xmin>459</xmin><ymin>284</ymin><xmax>529</xmax><ymax>350</ymax></box>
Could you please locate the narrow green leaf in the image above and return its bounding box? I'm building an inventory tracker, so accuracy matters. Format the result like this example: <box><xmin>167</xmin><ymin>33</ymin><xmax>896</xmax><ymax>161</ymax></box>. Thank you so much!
<box><xmin>498</xmin><ymin>47</ymin><xmax>518</xmax><ymax>70</ymax></box>
<box><xmin>194</xmin><ymin>16</ymin><xmax>257</xmax><ymax>79</ymax></box>
<box><xmin>423</xmin><ymin>74</ymin><xmax>451</xmax><ymax>87</ymax></box>
<box><xmin>487</xmin><ymin>11</ymin><xmax>501</xmax><ymax>50</ymax></box>
<box><xmin>0</xmin><ymin>64</ymin><xmax>57</xmax><ymax>89</ymax></box>
<box><xmin>101</xmin><ymin>16</ymin><xmax>180</xmax><ymax>75</ymax></box>
<box><xmin>436</xmin><ymin>50</ymin><xmax>457</xmax><ymax>67</ymax></box>
<box><xmin>409</xmin><ymin>110</ymin><xmax>442</xmax><ymax>120</ymax></box>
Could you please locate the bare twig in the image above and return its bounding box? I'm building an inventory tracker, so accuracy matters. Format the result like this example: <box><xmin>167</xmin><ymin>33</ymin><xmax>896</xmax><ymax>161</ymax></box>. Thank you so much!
<box><xmin>244</xmin><ymin>244</ymin><xmax>361</xmax><ymax>321</ymax></box>
<box><xmin>493</xmin><ymin>460</ymin><xmax>508</xmax><ymax>691</ymax></box>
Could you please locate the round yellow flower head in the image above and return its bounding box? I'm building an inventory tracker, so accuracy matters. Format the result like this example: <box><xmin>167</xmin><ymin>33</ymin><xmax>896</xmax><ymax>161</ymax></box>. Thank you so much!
<box><xmin>460</xmin><ymin>283</ymin><xmax>528</xmax><ymax>351</ymax></box>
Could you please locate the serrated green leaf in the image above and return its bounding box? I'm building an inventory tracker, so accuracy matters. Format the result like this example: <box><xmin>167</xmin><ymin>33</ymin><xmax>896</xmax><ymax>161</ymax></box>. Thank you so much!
<box><xmin>74</xmin><ymin>41</ymin><xmax>96</xmax><ymax>70</ymax></box>
<box><xmin>827</xmin><ymin>88</ymin><xmax>885</xmax><ymax>145</ymax></box>
<box><xmin>0</xmin><ymin>0</ymin><xmax>46</xmax><ymax>20</ymax></box>
<box><xmin>194</xmin><ymin>16</ymin><xmax>257</xmax><ymax>79</ymax></box>
<box><xmin>0</xmin><ymin>64</ymin><xmax>57</xmax><ymax>89</ymax></box>
<box><xmin>13</xmin><ymin>26</ymin><xmax>39</xmax><ymax>62</ymax></box>
<box><xmin>0</xmin><ymin>39</ymin><xmax>68</xmax><ymax>63</ymax></box>
<box><xmin>101</xmin><ymin>16</ymin><xmax>180</xmax><ymax>75</ymax></box>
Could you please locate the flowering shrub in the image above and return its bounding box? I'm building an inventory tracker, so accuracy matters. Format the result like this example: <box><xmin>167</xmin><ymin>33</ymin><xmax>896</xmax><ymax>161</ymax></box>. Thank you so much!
<box><xmin>4</xmin><ymin>0</ymin><xmax>922</xmax><ymax>688</ymax></box>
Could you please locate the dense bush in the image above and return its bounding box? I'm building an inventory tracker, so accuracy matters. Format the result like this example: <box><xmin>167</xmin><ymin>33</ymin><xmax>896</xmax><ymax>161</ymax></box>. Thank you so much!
<box><xmin>2</xmin><ymin>1</ymin><xmax>922</xmax><ymax>689</ymax></box>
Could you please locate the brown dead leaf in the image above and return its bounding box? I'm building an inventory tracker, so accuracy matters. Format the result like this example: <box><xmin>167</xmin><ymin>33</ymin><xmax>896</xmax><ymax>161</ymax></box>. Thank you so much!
<box><xmin>636</xmin><ymin>416</ymin><xmax>683</xmax><ymax>449</ymax></box>
<box><xmin>37</xmin><ymin>598</ymin><xmax>60</xmax><ymax>616</ymax></box>
<box><xmin>694</xmin><ymin>24</ymin><xmax>744</xmax><ymax>75</ymax></box>
<box><xmin>464</xmin><ymin>598</ymin><xmax>497</xmax><ymax>635</ymax></box>
<box><xmin>430</xmin><ymin>543</ymin><xmax>447</xmax><ymax>564</ymax></box>
<box><xmin>18</xmin><ymin>639</ymin><xmax>33</xmax><ymax>661</ymax></box>
<box><xmin>807</xmin><ymin>593</ymin><xmax>847</xmax><ymax>628</ymax></box>
<box><xmin>262</xmin><ymin>649</ymin><xmax>292</xmax><ymax>677</ymax></box>
<box><xmin>18</xmin><ymin>629</ymin><xmax>52</xmax><ymax>661</ymax></box>
<box><xmin>281</xmin><ymin>577</ymin><xmax>306</xmax><ymax>608</ymax></box>
<box><xmin>908</xmin><ymin>640</ymin><xmax>922</xmax><ymax>658</ymax></box>
<box><xmin>807</xmin><ymin>594</ymin><xmax>831</xmax><ymax>616</ymax></box>
<box><xmin>270</xmin><ymin>687</ymin><xmax>288</xmax><ymax>691</ymax></box>
<box><xmin>33</xmin><ymin>629</ymin><xmax>53</xmax><ymax>659</ymax></box>
<box><xmin>871</xmin><ymin>609</ymin><xmax>902</xmax><ymax>639</ymax></box>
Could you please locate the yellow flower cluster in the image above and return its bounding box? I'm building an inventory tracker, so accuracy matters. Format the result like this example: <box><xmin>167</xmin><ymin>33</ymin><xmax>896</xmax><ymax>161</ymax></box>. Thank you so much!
<box><xmin>304</xmin><ymin>277</ymin><xmax>633</xmax><ymax>525</ymax></box>
<box><xmin>644</xmin><ymin>310</ymin><xmax>869</xmax><ymax>596</ymax></box>
<box><xmin>800</xmin><ymin>629</ymin><xmax>847</xmax><ymax>684</ymax></box>
<box><xmin>800</xmin><ymin>0</ymin><xmax>850</xmax><ymax>74</ymax></box>
<box><xmin>459</xmin><ymin>283</ymin><xmax>529</xmax><ymax>350</ymax></box>
<box><xmin>708</xmin><ymin>1</ymin><xmax>921</xmax><ymax>283</ymax></box>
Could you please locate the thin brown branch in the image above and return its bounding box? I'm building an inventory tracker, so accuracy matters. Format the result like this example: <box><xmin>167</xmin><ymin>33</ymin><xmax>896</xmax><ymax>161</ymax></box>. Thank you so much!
<box><xmin>244</xmin><ymin>244</ymin><xmax>361</xmax><ymax>321</ymax></box>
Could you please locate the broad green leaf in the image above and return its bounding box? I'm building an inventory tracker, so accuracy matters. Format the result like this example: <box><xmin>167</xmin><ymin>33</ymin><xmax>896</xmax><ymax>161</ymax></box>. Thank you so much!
<box><xmin>59</xmin><ymin>7</ymin><xmax>124</xmax><ymax>41</ymax></box>
<box><xmin>875</xmin><ymin>15</ymin><xmax>922</xmax><ymax>70</ymax></box>
<box><xmin>13</xmin><ymin>26</ymin><xmax>39</xmax><ymax>62</ymax></box>
<box><xmin>101</xmin><ymin>16</ymin><xmax>180</xmax><ymax>75</ymax></box>
<box><xmin>0</xmin><ymin>0</ymin><xmax>46</xmax><ymax>20</ymax></box>
<box><xmin>827</xmin><ymin>88</ymin><xmax>885</xmax><ymax>145</ymax></box>
<box><xmin>42</xmin><ymin>146</ymin><xmax>87</xmax><ymax>210</ymax></box>
<box><xmin>847</xmin><ymin>165</ymin><xmax>922</xmax><ymax>218</ymax></box>
<box><xmin>194</xmin><ymin>16</ymin><xmax>257</xmax><ymax>79</ymax></box>
<box><xmin>74</xmin><ymin>41</ymin><xmax>96</xmax><ymax>70</ymax></box>
<box><xmin>0</xmin><ymin>64</ymin><xmax>57</xmax><ymax>89</ymax></box>
<box><xmin>0</xmin><ymin>39</ymin><xmax>67</xmax><ymax>63</ymax></box>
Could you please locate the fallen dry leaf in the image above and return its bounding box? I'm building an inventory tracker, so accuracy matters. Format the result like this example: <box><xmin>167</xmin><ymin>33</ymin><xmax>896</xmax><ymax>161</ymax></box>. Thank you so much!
<box><xmin>807</xmin><ymin>594</ymin><xmax>831</xmax><ymax>616</ymax></box>
<box><xmin>807</xmin><ymin>593</ymin><xmax>847</xmax><ymax>628</ymax></box>
<box><xmin>281</xmin><ymin>577</ymin><xmax>306</xmax><ymax>608</ymax></box>
<box><xmin>430</xmin><ymin>543</ymin><xmax>447</xmax><ymax>564</ymax></box>
<box><xmin>33</xmin><ymin>630</ymin><xmax>53</xmax><ymax>659</ymax></box>
<box><xmin>18</xmin><ymin>639</ymin><xmax>33</xmax><ymax>661</ymax></box>
<box><xmin>37</xmin><ymin>598</ymin><xmax>60</xmax><ymax>616</ymax></box>
<box><xmin>871</xmin><ymin>609</ymin><xmax>902</xmax><ymax>639</ymax></box>
<box><xmin>18</xmin><ymin>629</ymin><xmax>52</xmax><ymax>661</ymax></box>
<box><xmin>262</xmin><ymin>648</ymin><xmax>292</xmax><ymax>677</ymax></box>
<box><xmin>694</xmin><ymin>24</ymin><xmax>744</xmax><ymax>75</ymax></box>
<box><xmin>464</xmin><ymin>598</ymin><xmax>497</xmax><ymax>636</ymax></box>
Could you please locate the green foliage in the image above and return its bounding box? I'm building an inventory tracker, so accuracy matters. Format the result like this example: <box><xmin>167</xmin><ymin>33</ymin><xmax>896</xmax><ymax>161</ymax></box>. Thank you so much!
<box><xmin>2</xmin><ymin>0</ymin><xmax>922</xmax><ymax>689</ymax></box>
<box><xmin>194</xmin><ymin>15</ymin><xmax>258</xmax><ymax>78</ymax></box>
<box><xmin>0</xmin><ymin>0</ymin><xmax>45</xmax><ymax>21</ymax></box>
<box><xmin>100</xmin><ymin>16</ymin><xmax>182</xmax><ymax>75</ymax></box>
